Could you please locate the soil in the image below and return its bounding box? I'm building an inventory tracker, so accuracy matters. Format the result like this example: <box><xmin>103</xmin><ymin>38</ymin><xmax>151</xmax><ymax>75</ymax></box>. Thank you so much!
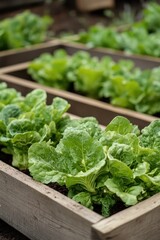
<box><xmin>0</xmin><ymin>0</ymin><xmax>157</xmax><ymax>239</ymax></box>
<box><xmin>0</xmin><ymin>221</ymin><xmax>30</xmax><ymax>240</ymax></box>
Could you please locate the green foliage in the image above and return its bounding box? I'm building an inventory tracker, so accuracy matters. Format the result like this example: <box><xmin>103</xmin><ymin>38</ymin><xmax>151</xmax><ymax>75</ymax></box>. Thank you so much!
<box><xmin>0</xmin><ymin>11</ymin><xmax>52</xmax><ymax>50</ymax></box>
<box><xmin>2</xmin><ymin>83</ymin><xmax>160</xmax><ymax>217</ymax></box>
<box><xmin>28</xmin><ymin>49</ymin><xmax>160</xmax><ymax>115</ymax></box>
<box><xmin>77</xmin><ymin>2</ymin><xmax>160</xmax><ymax>58</ymax></box>
<box><xmin>0</xmin><ymin>84</ymin><xmax>70</xmax><ymax>169</ymax></box>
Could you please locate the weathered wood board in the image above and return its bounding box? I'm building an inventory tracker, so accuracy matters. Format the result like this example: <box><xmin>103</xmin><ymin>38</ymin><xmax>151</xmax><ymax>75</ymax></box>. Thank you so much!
<box><xmin>0</xmin><ymin>161</ymin><xmax>103</xmax><ymax>240</ymax></box>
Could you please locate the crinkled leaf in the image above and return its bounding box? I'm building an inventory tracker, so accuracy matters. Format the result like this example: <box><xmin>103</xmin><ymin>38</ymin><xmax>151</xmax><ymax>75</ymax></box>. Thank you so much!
<box><xmin>140</xmin><ymin>120</ymin><xmax>160</xmax><ymax>151</ymax></box>
<box><xmin>28</xmin><ymin>142</ymin><xmax>65</xmax><ymax>184</ymax></box>
<box><xmin>105</xmin><ymin>178</ymin><xmax>143</xmax><ymax>206</ymax></box>
<box><xmin>133</xmin><ymin>162</ymin><xmax>150</xmax><ymax>178</ymax></box>
<box><xmin>7</xmin><ymin>119</ymin><xmax>34</xmax><ymax>137</ymax></box>
<box><xmin>105</xmin><ymin>116</ymin><xmax>139</xmax><ymax>135</ymax></box>
<box><xmin>28</xmin><ymin>130</ymin><xmax>105</xmax><ymax>192</ymax></box>
<box><xmin>24</xmin><ymin>89</ymin><xmax>47</xmax><ymax>110</ymax></box>
<box><xmin>108</xmin><ymin>142</ymin><xmax>137</xmax><ymax>166</ymax></box>
<box><xmin>63</xmin><ymin>116</ymin><xmax>102</xmax><ymax>139</ymax></box>
<box><xmin>92</xmin><ymin>194</ymin><xmax>116</xmax><ymax>217</ymax></box>
<box><xmin>0</xmin><ymin>104</ymin><xmax>21</xmax><ymax>125</ymax></box>
<box><xmin>71</xmin><ymin>192</ymin><xmax>93</xmax><ymax>210</ymax></box>
<box><xmin>108</xmin><ymin>159</ymin><xmax>133</xmax><ymax>184</ymax></box>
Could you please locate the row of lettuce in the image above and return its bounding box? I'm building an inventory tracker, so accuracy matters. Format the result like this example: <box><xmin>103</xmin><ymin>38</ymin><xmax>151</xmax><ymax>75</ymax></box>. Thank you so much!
<box><xmin>77</xmin><ymin>2</ymin><xmax>160</xmax><ymax>57</ymax></box>
<box><xmin>1</xmin><ymin>82</ymin><xmax>160</xmax><ymax>217</ymax></box>
<box><xmin>0</xmin><ymin>11</ymin><xmax>52</xmax><ymax>50</ymax></box>
<box><xmin>28</xmin><ymin>49</ymin><xmax>160</xmax><ymax>115</ymax></box>
<box><xmin>1</xmin><ymin>2</ymin><xmax>160</xmax><ymax>59</ymax></box>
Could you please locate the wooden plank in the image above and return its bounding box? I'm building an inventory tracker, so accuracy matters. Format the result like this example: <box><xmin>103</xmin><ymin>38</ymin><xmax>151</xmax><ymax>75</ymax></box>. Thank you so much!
<box><xmin>76</xmin><ymin>0</ymin><xmax>115</xmax><ymax>12</ymax></box>
<box><xmin>1</xmin><ymin>40</ymin><xmax>160</xmax><ymax>69</ymax></box>
<box><xmin>0</xmin><ymin>40</ymin><xmax>60</xmax><ymax>57</ymax></box>
<box><xmin>92</xmin><ymin>193</ymin><xmax>160</xmax><ymax>240</ymax></box>
<box><xmin>0</xmin><ymin>161</ymin><xmax>103</xmax><ymax>240</ymax></box>
<box><xmin>0</xmin><ymin>74</ymin><xmax>158</xmax><ymax>129</ymax></box>
<box><xmin>59</xmin><ymin>41</ymin><xmax>160</xmax><ymax>70</ymax></box>
<box><xmin>0</xmin><ymin>62</ymin><xmax>30</xmax><ymax>74</ymax></box>
<box><xmin>0</xmin><ymin>40</ymin><xmax>61</xmax><ymax>68</ymax></box>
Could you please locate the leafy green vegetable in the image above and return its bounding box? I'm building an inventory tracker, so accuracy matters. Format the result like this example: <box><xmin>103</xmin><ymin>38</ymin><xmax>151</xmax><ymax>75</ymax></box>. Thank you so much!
<box><xmin>0</xmin><ymin>84</ymin><xmax>70</xmax><ymax>170</ymax></box>
<box><xmin>140</xmin><ymin>120</ymin><xmax>160</xmax><ymax>151</ymax></box>
<box><xmin>2</xmin><ymin>83</ymin><xmax>160</xmax><ymax>217</ymax></box>
<box><xmin>0</xmin><ymin>11</ymin><xmax>52</xmax><ymax>50</ymax></box>
<box><xmin>71</xmin><ymin>192</ymin><xmax>93</xmax><ymax>210</ymax></box>
<box><xmin>27</xmin><ymin>115</ymin><xmax>160</xmax><ymax>216</ymax></box>
<box><xmin>29</xmin><ymin>128</ymin><xmax>106</xmax><ymax>192</ymax></box>
<box><xmin>77</xmin><ymin>2</ymin><xmax>160</xmax><ymax>58</ymax></box>
<box><xmin>28</xmin><ymin>49</ymin><xmax>160</xmax><ymax>115</ymax></box>
<box><xmin>105</xmin><ymin>178</ymin><xmax>143</xmax><ymax>206</ymax></box>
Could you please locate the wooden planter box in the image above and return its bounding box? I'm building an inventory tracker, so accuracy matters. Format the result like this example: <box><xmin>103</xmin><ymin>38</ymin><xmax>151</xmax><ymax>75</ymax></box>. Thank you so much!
<box><xmin>0</xmin><ymin>73</ymin><xmax>157</xmax><ymax>129</ymax></box>
<box><xmin>0</xmin><ymin>41</ymin><xmax>159</xmax><ymax>129</ymax></box>
<box><xmin>0</xmin><ymin>41</ymin><xmax>57</xmax><ymax>68</ymax></box>
<box><xmin>1</xmin><ymin>159</ymin><xmax>160</xmax><ymax>240</ymax></box>
<box><xmin>1</xmin><ymin>41</ymin><xmax>160</xmax><ymax>69</ymax></box>
<box><xmin>1</xmin><ymin>79</ymin><xmax>160</xmax><ymax>240</ymax></box>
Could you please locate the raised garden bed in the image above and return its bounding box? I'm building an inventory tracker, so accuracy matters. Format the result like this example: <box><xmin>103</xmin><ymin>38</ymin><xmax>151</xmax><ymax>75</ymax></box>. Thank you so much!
<box><xmin>75</xmin><ymin>2</ymin><xmax>160</xmax><ymax>59</ymax></box>
<box><xmin>0</xmin><ymin>41</ymin><xmax>159</xmax><ymax>128</ymax></box>
<box><xmin>1</xmin><ymin>41</ymin><xmax>160</xmax><ymax>69</ymax></box>
<box><xmin>0</xmin><ymin>74</ymin><xmax>157</xmax><ymax>129</ymax></box>
<box><xmin>1</xmin><ymin>79</ymin><xmax>160</xmax><ymax>240</ymax></box>
<box><xmin>1</xmin><ymin>159</ymin><xmax>160</xmax><ymax>240</ymax></box>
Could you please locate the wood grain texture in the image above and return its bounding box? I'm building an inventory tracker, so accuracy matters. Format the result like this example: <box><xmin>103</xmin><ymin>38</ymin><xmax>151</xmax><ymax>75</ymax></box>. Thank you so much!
<box><xmin>92</xmin><ymin>193</ymin><xmax>160</xmax><ymax>240</ymax></box>
<box><xmin>0</xmin><ymin>161</ymin><xmax>103</xmax><ymax>240</ymax></box>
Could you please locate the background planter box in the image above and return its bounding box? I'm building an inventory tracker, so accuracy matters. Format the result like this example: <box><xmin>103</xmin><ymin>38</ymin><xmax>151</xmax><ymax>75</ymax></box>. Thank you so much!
<box><xmin>0</xmin><ymin>41</ymin><xmax>57</xmax><ymax>68</ymax></box>
<box><xmin>0</xmin><ymin>161</ymin><xmax>102</xmax><ymax>240</ymax></box>
<box><xmin>76</xmin><ymin>0</ymin><xmax>115</xmax><ymax>12</ymax></box>
<box><xmin>1</xmin><ymin>80</ymin><xmax>160</xmax><ymax>240</ymax></box>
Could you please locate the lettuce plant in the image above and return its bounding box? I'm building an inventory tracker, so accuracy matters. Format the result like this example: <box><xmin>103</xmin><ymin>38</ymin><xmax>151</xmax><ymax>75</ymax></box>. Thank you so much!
<box><xmin>1</xmin><ymin>82</ymin><xmax>160</xmax><ymax>217</ymax></box>
<box><xmin>0</xmin><ymin>83</ymin><xmax>70</xmax><ymax>169</ymax></box>
<box><xmin>77</xmin><ymin>2</ymin><xmax>160</xmax><ymax>58</ymax></box>
<box><xmin>28</xmin><ymin>49</ymin><xmax>160</xmax><ymax>115</ymax></box>
<box><xmin>28</xmin><ymin>115</ymin><xmax>160</xmax><ymax>216</ymax></box>
<box><xmin>0</xmin><ymin>11</ymin><xmax>52</xmax><ymax>50</ymax></box>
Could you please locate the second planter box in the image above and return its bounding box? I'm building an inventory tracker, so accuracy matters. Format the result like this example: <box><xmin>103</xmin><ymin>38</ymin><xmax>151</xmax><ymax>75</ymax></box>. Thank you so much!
<box><xmin>0</xmin><ymin>41</ymin><xmax>159</xmax><ymax>128</ymax></box>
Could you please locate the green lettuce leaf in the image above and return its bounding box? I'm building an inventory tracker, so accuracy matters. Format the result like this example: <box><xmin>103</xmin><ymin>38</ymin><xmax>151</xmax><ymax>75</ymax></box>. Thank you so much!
<box><xmin>105</xmin><ymin>178</ymin><xmax>144</xmax><ymax>206</ymax></box>
<box><xmin>140</xmin><ymin>120</ymin><xmax>160</xmax><ymax>151</ymax></box>
<box><xmin>28</xmin><ymin>129</ymin><xmax>106</xmax><ymax>192</ymax></box>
